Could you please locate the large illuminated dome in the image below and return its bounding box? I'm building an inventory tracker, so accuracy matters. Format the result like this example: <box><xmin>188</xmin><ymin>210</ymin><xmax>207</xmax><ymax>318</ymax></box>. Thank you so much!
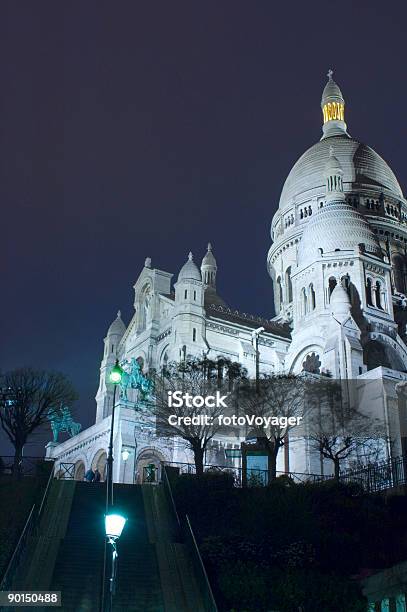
<box><xmin>268</xmin><ymin>70</ymin><xmax>407</xmax><ymax>319</ymax></box>
<box><xmin>278</xmin><ymin>134</ymin><xmax>403</xmax><ymax>213</ymax></box>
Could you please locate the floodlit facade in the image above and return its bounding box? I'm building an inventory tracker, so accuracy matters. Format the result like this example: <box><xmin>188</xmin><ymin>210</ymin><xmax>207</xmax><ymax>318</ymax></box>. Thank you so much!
<box><xmin>47</xmin><ymin>72</ymin><xmax>407</xmax><ymax>481</ymax></box>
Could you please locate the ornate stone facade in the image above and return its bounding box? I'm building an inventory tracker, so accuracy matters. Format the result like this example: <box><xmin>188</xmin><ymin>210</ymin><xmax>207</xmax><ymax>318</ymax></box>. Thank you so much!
<box><xmin>47</xmin><ymin>72</ymin><xmax>407</xmax><ymax>480</ymax></box>
<box><xmin>46</xmin><ymin>245</ymin><xmax>290</xmax><ymax>481</ymax></box>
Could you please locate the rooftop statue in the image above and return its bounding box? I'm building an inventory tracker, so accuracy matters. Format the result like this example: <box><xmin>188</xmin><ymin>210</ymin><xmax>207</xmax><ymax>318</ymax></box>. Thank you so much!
<box><xmin>47</xmin><ymin>405</ymin><xmax>81</xmax><ymax>442</ymax></box>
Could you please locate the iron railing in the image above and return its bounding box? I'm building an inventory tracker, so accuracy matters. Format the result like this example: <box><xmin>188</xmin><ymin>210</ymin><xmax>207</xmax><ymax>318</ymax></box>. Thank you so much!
<box><xmin>0</xmin><ymin>456</ymin><xmax>50</xmax><ymax>477</ymax></box>
<box><xmin>339</xmin><ymin>455</ymin><xmax>407</xmax><ymax>493</ymax></box>
<box><xmin>161</xmin><ymin>460</ymin><xmax>328</xmax><ymax>487</ymax></box>
<box><xmin>0</xmin><ymin>460</ymin><xmax>55</xmax><ymax>591</ymax></box>
<box><xmin>163</xmin><ymin>456</ymin><xmax>407</xmax><ymax>493</ymax></box>
<box><xmin>55</xmin><ymin>462</ymin><xmax>76</xmax><ymax>479</ymax></box>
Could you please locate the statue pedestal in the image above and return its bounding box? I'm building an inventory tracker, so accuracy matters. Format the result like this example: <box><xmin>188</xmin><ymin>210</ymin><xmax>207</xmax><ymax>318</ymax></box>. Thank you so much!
<box><xmin>45</xmin><ymin>441</ymin><xmax>58</xmax><ymax>460</ymax></box>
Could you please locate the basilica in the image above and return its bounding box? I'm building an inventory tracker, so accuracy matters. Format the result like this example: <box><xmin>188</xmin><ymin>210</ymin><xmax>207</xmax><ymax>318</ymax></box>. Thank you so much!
<box><xmin>46</xmin><ymin>71</ymin><xmax>407</xmax><ymax>482</ymax></box>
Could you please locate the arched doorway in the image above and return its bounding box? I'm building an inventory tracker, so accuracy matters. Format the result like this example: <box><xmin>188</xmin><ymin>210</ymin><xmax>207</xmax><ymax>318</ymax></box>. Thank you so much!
<box><xmin>135</xmin><ymin>448</ymin><xmax>166</xmax><ymax>484</ymax></box>
<box><xmin>74</xmin><ymin>460</ymin><xmax>85</xmax><ymax>481</ymax></box>
<box><xmin>91</xmin><ymin>450</ymin><xmax>107</xmax><ymax>481</ymax></box>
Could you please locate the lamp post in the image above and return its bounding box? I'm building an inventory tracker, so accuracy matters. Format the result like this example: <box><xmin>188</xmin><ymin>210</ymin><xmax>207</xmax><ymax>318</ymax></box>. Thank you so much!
<box><xmin>251</xmin><ymin>327</ymin><xmax>265</xmax><ymax>393</ymax></box>
<box><xmin>106</xmin><ymin>359</ymin><xmax>123</xmax><ymax>511</ymax></box>
<box><xmin>101</xmin><ymin>360</ymin><xmax>124</xmax><ymax>612</ymax></box>
<box><xmin>105</xmin><ymin>513</ymin><xmax>127</xmax><ymax>612</ymax></box>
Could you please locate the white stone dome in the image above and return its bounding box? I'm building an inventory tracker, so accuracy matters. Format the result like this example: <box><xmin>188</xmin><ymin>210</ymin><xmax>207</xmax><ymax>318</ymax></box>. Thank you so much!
<box><xmin>278</xmin><ymin>134</ymin><xmax>403</xmax><ymax>212</ymax></box>
<box><xmin>178</xmin><ymin>252</ymin><xmax>201</xmax><ymax>282</ymax></box>
<box><xmin>298</xmin><ymin>198</ymin><xmax>382</xmax><ymax>266</ymax></box>
<box><xmin>330</xmin><ymin>284</ymin><xmax>351</xmax><ymax>318</ymax></box>
<box><xmin>201</xmin><ymin>243</ymin><xmax>217</xmax><ymax>268</ymax></box>
<box><xmin>107</xmin><ymin>311</ymin><xmax>126</xmax><ymax>336</ymax></box>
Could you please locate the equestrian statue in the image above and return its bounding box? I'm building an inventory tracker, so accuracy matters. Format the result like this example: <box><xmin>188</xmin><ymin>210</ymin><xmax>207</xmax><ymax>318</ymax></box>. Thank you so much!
<box><xmin>119</xmin><ymin>357</ymin><xmax>154</xmax><ymax>409</ymax></box>
<box><xmin>47</xmin><ymin>405</ymin><xmax>81</xmax><ymax>442</ymax></box>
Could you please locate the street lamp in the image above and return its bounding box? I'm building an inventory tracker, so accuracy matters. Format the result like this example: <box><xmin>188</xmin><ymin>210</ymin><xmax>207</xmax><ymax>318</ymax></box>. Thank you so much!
<box><xmin>105</xmin><ymin>512</ymin><xmax>127</xmax><ymax>540</ymax></box>
<box><xmin>106</xmin><ymin>359</ymin><xmax>123</xmax><ymax>510</ymax></box>
<box><xmin>105</xmin><ymin>512</ymin><xmax>127</xmax><ymax>611</ymax></box>
<box><xmin>102</xmin><ymin>360</ymin><xmax>124</xmax><ymax>612</ymax></box>
<box><xmin>251</xmin><ymin>327</ymin><xmax>265</xmax><ymax>393</ymax></box>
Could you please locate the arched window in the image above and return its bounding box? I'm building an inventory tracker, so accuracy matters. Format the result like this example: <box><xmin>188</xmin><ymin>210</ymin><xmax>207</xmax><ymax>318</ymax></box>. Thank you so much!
<box><xmin>328</xmin><ymin>277</ymin><xmax>337</xmax><ymax>300</ymax></box>
<box><xmin>341</xmin><ymin>274</ymin><xmax>353</xmax><ymax>303</ymax></box>
<box><xmin>139</xmin><ymin>287</ymin><xmax>151</xmax><ymax>331</ymax></box>
<box><xmin>193</xmin><ymin>328</ymin><xmax>197</xmax><ymax>342</ymax></box>
<box><xmin>301</xmin><ymin>287</ymin><xmax>308</xmax><ymax>315</ymax></box>
<box><xmin>309</xmin><ymin>284</ymin><xmax>316</xmax><ymax>310</ymax></box>
<box><xmin>375</xmin><ymin>281</ymin><xmax>383</xmax><ymax>310</ymax></box>
<box><xmin>366</xmin><ymin>278</ymin><xmax>373</xmax><ymax>306</ymax></box>
<box><xmin>341</xmin><ymin>274</ymin><xmax>350</xmax><ymax>291</ymax></box>
<box><xmin>285</xmin><ymin>267</ymin><xmax>293</xmax><ymax>303</ymax></box>
<box><xmin>276</xmin><ymin>276</ymin><xmax>283</xmax><ymax>310</ymax></box>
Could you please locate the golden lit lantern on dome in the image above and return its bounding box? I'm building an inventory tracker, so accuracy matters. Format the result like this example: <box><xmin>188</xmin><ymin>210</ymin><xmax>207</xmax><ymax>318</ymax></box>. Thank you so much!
<box><xmin>321</xmin><ymin>69</ymin><xmax>345</xmax><ymax>126</ymax></box>
<box><xmin>322</xmin><ymin>101</ymin><xmax>345</xmax><ymax>123</ymax></box>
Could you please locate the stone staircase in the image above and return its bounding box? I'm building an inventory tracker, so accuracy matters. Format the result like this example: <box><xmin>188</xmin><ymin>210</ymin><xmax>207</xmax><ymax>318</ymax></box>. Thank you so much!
<box><xmin>49</xmin><ymin>481</ymin><xmax>106</xmax><ymax>611</ymax></box>
<box><xmin>11</xmin><ymin>479</ymin><xmax>209</xmax><ymax>611</ymax></box>
<box><xmin>141</xmin><ymin>485</ymin><xmax>206</xmax><ymax>612</ymax></box>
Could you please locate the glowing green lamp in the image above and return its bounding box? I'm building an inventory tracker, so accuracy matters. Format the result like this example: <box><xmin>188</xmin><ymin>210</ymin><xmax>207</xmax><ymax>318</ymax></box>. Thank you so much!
<box><xmin>109</xmin><ymin>360</ymin><xmax>123</xmax><ymax>384</ymax></box>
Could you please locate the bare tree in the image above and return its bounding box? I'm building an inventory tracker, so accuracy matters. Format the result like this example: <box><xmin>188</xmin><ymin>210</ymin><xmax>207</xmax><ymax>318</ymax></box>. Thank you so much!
<box><xmin>153</xmin><ymin>357</ymin><xmax>245</xmax><ymax>475</ymax></box>
<box><xmin>237</xmin><ymin>374</ymin><xmax>308</xmax><ymax>481</ymax></box>
<box><xmin>306</xmin><ymin>377</ymin><xmax>383</xmax><ymax>481</ymax></box>
<box><xmin>0</xmin><ymin>368</ymin><xmax>77</xmax><ymax>475</ymax></box>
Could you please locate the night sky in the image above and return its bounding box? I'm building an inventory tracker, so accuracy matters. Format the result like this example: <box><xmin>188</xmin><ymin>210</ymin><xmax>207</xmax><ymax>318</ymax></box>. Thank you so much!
<box><xmin>1</xmin><ymin>2</ymin><xmax>407</xmax><ymax>454</ymax></box>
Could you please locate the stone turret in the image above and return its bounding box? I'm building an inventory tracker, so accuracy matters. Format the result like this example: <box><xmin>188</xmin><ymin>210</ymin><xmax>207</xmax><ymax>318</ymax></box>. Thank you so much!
<box><xmin>95</xmin><ymin>311</ymin><xmax>126</xmax><ymax>422</ymax></box>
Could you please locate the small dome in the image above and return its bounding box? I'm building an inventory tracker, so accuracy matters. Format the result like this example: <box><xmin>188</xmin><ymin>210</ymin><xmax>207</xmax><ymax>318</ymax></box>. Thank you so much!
<box><xmin>201</xmin><ymin>243</ymin><xmax>217</xmax><ymax>268</ymax></box>
<box><xmin>325</xmin><ymin>145</ymin><xmax>342</xmax><ymax>172</ymax></box>
<box><xmin>107</xmin><ymin>310</ymin><xmax>126</xmax><ymax>337</ymax></box>
<box><xmin>330</xmin><ymin>284</ymin><xmax>351</xmax><ymax>318</ymax></box>
<box><xmin>178</xmin><ymin>252</ymin><xmax>201</xmax><ymax>282</ymax></box>
<box><xmin>298</xmin><ymin>199</ymin><xmax>382</xmax><ymax>267</ymax></box>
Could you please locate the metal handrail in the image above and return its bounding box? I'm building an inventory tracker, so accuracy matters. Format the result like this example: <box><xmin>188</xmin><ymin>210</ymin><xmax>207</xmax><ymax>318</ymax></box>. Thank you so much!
<box><xmin>185</xmin><ymin>515</ymin><xmax>218</xmax><ymax>612</ymax></box>
<box><xmin>0</xmin><ymin>504</ymin><xmax>36</xmax><ymax>591</ymax></box>
<box><xmin>38</xmin><ymin>462</ymin><xmax>55</xmax><ymax>521</ymax></box>
<box><xmin>161</xmin><ymin>464</ymin><xmax>181</xmax><ymax>529</ymax></box>
<box><xmin>0</xmin><ymin>460</ymin><xmax>55</xmax><ymax>591</ymax></box>
<box><xmin>160</xmin><ymin>463</ymin><xmax>218</xmax><ymax>610</ymax></box>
